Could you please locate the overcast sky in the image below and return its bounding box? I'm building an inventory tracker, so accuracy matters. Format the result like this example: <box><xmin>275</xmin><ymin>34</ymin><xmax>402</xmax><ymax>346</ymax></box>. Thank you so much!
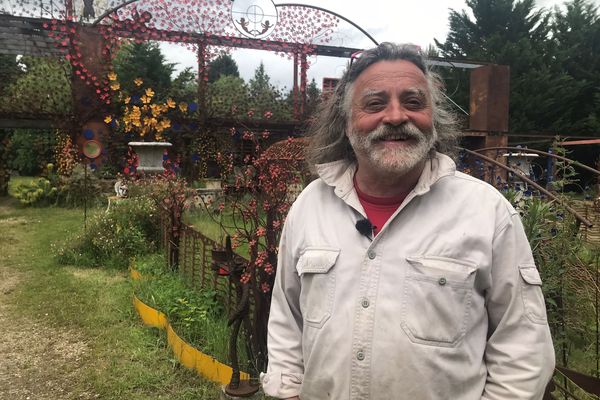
<box><xmin>159</xmin><ymin>0</ymin><xmax>591</xmax><ymax>90</ymax></box>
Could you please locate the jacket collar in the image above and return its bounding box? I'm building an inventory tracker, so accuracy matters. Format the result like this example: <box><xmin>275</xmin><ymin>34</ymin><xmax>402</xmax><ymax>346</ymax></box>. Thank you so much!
<box><xmin>315</xmin><ymin>152</ymin><xmax>457</xmax><ymax>202</ymax></box>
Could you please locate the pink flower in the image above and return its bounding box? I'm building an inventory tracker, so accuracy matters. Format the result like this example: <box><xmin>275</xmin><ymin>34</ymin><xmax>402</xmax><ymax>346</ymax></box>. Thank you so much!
<box><xmin>261</xmin><ymin>282</ymin><xmax>271</xmax><ymax>293</ymax></box>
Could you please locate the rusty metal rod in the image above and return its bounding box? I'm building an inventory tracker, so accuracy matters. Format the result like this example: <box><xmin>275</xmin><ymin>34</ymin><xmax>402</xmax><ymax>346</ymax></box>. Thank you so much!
<box><xmin>460</xmin><ymin>147</ymin><xmax>593</xmax><ymax>227</ymax></box>
<box><xmin>473</xmin><ymin>146</ymin><xmax>600</xmax><ymax>176</ymax></box>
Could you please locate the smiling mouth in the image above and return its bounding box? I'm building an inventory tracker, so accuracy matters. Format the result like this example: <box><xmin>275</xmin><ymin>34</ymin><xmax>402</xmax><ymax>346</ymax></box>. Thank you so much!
<box><xmin>377</xmin><ymin>134</ymin><xmax>415</xmax><ymax>142</ymax></box>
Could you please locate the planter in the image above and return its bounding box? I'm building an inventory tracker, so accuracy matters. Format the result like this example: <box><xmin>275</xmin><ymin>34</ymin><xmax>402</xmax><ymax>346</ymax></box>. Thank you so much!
<box><xmin>128</xmin><ymin>141</ymin><xmax>172</xmax><ymax>174</ymax></box>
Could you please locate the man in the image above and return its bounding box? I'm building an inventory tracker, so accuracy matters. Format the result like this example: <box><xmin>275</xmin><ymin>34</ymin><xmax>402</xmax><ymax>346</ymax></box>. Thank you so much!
<box><xmin>262</xmin><ymin>42</ymin><xmax>554</xmax><ymax>400</ymax></box>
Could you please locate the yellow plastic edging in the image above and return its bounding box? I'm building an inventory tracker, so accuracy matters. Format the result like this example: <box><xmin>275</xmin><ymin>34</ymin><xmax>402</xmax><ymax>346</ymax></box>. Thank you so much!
<box><xmin>130</xmin><ymin>269</ymin><xmax>249</xmax><ymax>385</ymax></box>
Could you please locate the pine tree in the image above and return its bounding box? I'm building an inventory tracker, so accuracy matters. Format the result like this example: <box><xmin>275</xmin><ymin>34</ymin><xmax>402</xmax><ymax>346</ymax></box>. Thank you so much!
<box><xmin>552</xmin><ymin>0</ymin><xmax>600</xmax><ymax>134</ymax></box>
<box><xmin>434</xmin><ymin>0</ymin><xmax>556</xmax><ymax>133</ymax></box>
<box><xmin>208</xmin><ymin>54</ymin><xmax>240</xmax><ymax>83</ymax></box>
<box><xmin>113</xmin><ymin>41</ymin><xmax>175</xmax><ymax>97</ymax></box>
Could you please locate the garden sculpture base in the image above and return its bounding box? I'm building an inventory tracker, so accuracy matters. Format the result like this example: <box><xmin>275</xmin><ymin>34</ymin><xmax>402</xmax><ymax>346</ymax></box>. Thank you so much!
<box><xmin>221</xmin><ymin>383</ymin><xmax>261</xmax><ymax>399</ymax></box>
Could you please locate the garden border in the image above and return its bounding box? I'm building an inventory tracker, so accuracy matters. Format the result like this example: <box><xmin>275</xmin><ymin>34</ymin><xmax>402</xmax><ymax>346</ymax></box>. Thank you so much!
<box><xmin>130</xmin><ymin>269</ymin><xmax>249</xmax><ymax>385</ymax></box>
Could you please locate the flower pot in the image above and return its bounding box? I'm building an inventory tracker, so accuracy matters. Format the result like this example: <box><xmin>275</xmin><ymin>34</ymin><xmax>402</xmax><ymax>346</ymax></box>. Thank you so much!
<box><xmin>128</xmin><ymin>141</ymin><xmax>172</xmax><ymax>174</ymax></box>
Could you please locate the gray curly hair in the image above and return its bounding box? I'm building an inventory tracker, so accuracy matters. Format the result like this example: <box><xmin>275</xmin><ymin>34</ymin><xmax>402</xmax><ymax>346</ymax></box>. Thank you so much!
<box><xmin>305</xmin><ymin>42</ymin><xmax>462</xmax><ymax>169</ymax></box>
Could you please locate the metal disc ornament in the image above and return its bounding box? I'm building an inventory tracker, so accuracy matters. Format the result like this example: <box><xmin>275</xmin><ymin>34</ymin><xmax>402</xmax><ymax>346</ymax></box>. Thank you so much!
<box><xmin>231</xmin><ymin>0</ymin><xmax>278</xmax><ymax>39</ymax></box>
<box><xmin>82</xmin><ymin>140</ymin><xmax>102</xmax><ymax>159</ymax></box>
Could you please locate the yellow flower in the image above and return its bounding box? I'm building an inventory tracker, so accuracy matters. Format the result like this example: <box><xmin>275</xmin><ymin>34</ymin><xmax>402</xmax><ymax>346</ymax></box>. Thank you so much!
<box><xmin>104</xmin><ymin>115</ymin><xmax>112</xmax><ymax>124</ymax></box>
<box><xmin>110</xmin><ymin>82</ymin><xmax>120</xmax><ymax>91</ymax></box>
<box><xmin>124</xmin><ymin>96</ymin><xmax>130</xmax><ymax>104</ymax></box>
<box><xmin>179</xmin><ymin>102</ymin><xmax>188</xmax><ymax>113</ymax></box>
<box><xmin>145</xmin><ymin>88</ymin><xmax>155</xmax><ymax>98</ymax></box>
<box><xmin>141</xmin><ymin>95</ymin><xmax>150</xmax><ymax>104</ymax></box>
<box><xmin>150</xmin><ymin>104</ymin><xmax>161</xmax><ymax>117</ymax></box>
<box><xmin>134</xmin><ymin>78</ymin><xmax>143</xmax><ymax>86</ymax></box>
<box><xmin>166</xmin><ymin>98</ymin><xmax>176</xmax><ymax>108</ymax></box>
<box><xmin>108</xmin><ymin>71</ymin><xmax>117</xmax><ymax>81</ymax></box>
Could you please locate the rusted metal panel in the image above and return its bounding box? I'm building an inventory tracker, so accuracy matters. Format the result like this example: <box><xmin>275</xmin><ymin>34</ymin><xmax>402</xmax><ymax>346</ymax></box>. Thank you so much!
<box><xmin>469</xmin><ymin>65</ymin><xmax>510</xmax><ymax>133</ymax></box>
<box><xmin>560</xmin><ymin>139</ymin><xmax>600</xmax><ymax>146</ymax></box>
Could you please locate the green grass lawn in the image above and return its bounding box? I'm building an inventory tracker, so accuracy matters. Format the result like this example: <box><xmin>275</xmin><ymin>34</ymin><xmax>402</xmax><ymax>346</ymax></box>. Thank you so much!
<box><xmin>0</xmin><ymin>184</ymin><xmax>222</xmax><ymax>398</ymax></box>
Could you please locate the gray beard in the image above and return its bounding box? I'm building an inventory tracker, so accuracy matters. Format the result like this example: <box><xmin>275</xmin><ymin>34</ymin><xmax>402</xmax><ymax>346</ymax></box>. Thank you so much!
<box><xmin>347</xmin><ymin>123</ymin><xmax>437</xmax><ymax>176</ymax></box>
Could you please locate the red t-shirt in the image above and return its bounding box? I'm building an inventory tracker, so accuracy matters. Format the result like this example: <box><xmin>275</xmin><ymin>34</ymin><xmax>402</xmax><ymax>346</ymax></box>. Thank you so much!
<box><xmin>354</xmin><ymin>177</ymin><xmax>406</xmax><ymax>236</ymax></box>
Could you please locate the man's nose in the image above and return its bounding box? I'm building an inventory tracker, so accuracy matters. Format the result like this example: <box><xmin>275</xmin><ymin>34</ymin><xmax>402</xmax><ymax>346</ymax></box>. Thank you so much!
<box><xmin>382</xmin><ymin>103</ymin><xmax>409</xmax><ymax>126</ymax></box>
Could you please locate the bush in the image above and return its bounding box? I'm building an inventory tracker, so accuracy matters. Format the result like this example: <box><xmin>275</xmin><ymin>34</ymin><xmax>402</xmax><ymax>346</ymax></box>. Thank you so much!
<box><xmin>57</xmin><ymin>164</ymin><xmax>103</xmax><ymax>207</ymax></box>
<box><xmin>12</xmin><ymin>177</ymin><xmax>58</xmax><ymax>206</ymax></box>
<box><xmin>56</xmin><ymin>196</ymin><xmax>160</xmax><ymax>268</ymax></box>
<box><xmin>8</xmin><ymin>129</ymin><xmax>56</xmax><ymax>176</ymax></box>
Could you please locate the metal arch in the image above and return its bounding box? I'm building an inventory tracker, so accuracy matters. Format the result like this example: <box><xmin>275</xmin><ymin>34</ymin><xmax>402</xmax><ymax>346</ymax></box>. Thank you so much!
<box><xmin>473</xmin><ymin>146</ymin><xmax>600</xmax><ymax>177</ymax></box>
<box><xmin>462</xmin><ymin>147</ymin><xmax>593</xmax><ymax>227</ymax></box>
<box><xmin>275</xmin><ymin>3</ymin><xmax>379</xmax><ymax>46</ymax></box>
<box><xmin>93</xmin><ymin>0</ymin><xmax>381</xmax><ymax>44</ymax></box>
<box><xmin>92</xmin><ymin>0</ymin><xmax>142</xmax><ymax>26</ymax></box>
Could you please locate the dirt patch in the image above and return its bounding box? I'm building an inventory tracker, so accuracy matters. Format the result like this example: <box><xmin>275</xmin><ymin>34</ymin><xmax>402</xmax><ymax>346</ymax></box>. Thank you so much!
<box><xmin>0</xmin><ymin>266</ymin><xmax>97</xmax><ymax>400</ymax></box>
<box><xmin>0</xmin><ymin>217</ymin><xmax>29</xmax><ymax>226</ymax></box>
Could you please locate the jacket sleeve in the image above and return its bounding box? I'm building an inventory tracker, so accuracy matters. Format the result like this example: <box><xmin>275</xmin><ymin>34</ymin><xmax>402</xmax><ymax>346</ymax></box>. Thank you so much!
<box><xmin>482</xmin><ymin>213</ymin><xmax>555</xmax><ymax>399</ymax></box>
<box><xmin>261</xmin><ymin>213</ymin><xmax>304</xmax><ymax>399</ymax></box>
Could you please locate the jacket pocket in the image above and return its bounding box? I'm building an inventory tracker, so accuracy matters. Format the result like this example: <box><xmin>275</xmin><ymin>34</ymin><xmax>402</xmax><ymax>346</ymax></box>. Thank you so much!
<box><xmin>402</xmin><ymin>255</ymin><xmax>477</xmax><ymax>347</ymax></box>
<box><xmin>519</xmin><ymin>264</ymin><xmax>548</xmax><ymax>324</ymax></box>
<box><xmin>296</xmin><ymin>246</ymin><xmax>339</xmax><ymax>329</ymax></box>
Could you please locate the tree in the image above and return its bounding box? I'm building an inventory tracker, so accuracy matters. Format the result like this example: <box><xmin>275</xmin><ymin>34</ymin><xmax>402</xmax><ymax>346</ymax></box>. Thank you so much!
<box><xmin>208</xmin><ymin>54</ymin><xmax>240</xmax><ymax>83</ymax></box>
<box><xmin>112</xmin><ymin>41</ymin><xmax>175</xmax><ymax>97</ymax></box>
<box><xmin>552</xmin><ymin>0</ymin><xmax>600</xmax><ymax>134</ymax></box>
<box><xmin>0</xmin><ymin>55</ymin><xmax>24</xmax><ymax>95</ymax></box>
<box><xmin>304</xmin><ymin>78</ymin><xmax>321</xmax><ymax>118</ymax></box>
<box><xmin>434</xmin><ymin>0</ymin><xmax>557</xmax><ymax>133</ymax></box>
<box><xmin>207</xmin><ymin>75</ymin><xmax>249</xmax><ymax>118</ymax></box>
<box><xmin>247</xmin><ymin>63</ymin><xmax>292</xmax><ymax>119</ymax></box>
<box><xmin>169</xmin><ymin>67</ymin><xmax>198</xmax><ymax>103</ymax></box>
<box><xmin>0</xmin><ymin>56</ymin><xmax>72</xmax><ymax>115</ymax></box>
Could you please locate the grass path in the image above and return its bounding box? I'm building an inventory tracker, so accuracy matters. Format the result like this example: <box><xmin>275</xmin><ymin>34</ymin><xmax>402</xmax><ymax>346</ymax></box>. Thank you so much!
<box><xmin>0</xmin><ymin>197</ymin><xmax>222</xmax><ymax>399</ymax></box>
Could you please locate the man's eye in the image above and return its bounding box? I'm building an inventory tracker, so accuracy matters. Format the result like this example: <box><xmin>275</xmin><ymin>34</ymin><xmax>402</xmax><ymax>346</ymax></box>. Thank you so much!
<box><xmin>364</xmin><ymin>101</ymin><xmax>384</xmax><ymax>109</ymax></box>
<box><xmin>405</xmin><ymin>99</ymin><xmax>425</xmax><ymax>109</ymax></box>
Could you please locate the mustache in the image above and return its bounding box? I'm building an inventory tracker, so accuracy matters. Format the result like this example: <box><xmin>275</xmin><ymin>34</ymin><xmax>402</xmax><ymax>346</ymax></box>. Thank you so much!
<box><xmin>367</xmin><ymin>123</ymin><xmax>426</xmax><ymax>142</ymax></box>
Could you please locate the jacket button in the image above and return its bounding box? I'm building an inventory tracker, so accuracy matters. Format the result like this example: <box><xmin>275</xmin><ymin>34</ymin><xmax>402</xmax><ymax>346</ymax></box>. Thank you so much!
<box><xmin>356</xmin><ymin>351</ymin><xmax>365</xmax><ymax>360</ymax></box>
<box><xmin>367</xmin><ymin>250</ymin><xmax>376</xmax><ymax>259</ymax></box>
<box><xmin>361</xmin><ymin>298</ymin><xmax>370</xmax><ymax>308</ymax></box>
<box><xmin>438</xmin><ymin>277</ymin><xmax>447</xmax><ymax>286</ymax></box>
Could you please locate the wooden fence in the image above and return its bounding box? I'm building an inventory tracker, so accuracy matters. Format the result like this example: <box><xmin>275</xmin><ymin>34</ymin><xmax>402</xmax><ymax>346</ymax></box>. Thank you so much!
<box><xmin>574</xmin><ymin>200</ymin><xmax>600</xmax><ymax>245</ymax></box>
<box><xmin>159</xmin><ymin>209</ymin><xmax>249</xmax><ymax>315</ymax></box>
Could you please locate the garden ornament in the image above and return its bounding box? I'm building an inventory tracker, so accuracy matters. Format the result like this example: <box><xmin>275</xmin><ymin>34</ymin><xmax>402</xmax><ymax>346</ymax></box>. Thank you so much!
<box><xmin>263</xmin><ymin>42</ymin><xmax>555</xmax><ymax>400</ymax></box>
<box><xmin>114</xmin><ymin>179</ymin><xmax>128</xmax><ymax>198</ymax></box>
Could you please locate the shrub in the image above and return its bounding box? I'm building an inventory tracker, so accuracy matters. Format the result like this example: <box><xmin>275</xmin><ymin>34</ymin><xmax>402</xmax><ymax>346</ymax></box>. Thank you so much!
<box><xmin>57</xmin><ymin>164</ymin><xmax>103</xmax><ymax>207</ymax></box>
<box><xmin>12</xmin><ymin>177</ymin><xmax>58</xmax><ymax>206</ymax></box>
<box><xmin>56</xmin><ymin>196</ymin><xmax>160</xmax><ymax>268</ymax></box>
<box><xmin>8</xmin><ymin>129</ymin><xmax>56</xmax><ymax>176</ymax></box>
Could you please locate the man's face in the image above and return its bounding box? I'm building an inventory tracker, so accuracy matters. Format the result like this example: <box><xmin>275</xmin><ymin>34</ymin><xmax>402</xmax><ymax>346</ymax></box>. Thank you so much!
<box><xmin>346</xmin><ymin>60</ymin><xmax>436</xmax><ymax>177</ymax></box>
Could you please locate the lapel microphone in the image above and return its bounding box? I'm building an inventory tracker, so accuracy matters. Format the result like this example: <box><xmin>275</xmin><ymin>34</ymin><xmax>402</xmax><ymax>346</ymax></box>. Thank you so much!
<box><xmin>355</xmin><ymin>218</ymin><xmax>374</xmax><ymax>241</ymax></box>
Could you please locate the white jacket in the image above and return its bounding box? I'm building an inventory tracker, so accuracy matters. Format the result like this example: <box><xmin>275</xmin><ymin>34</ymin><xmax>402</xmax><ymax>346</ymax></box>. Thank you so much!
<box><xmin>263</xmin><ymin>153</ymin><xmax>555</xmax><ymax>400</ymax></box>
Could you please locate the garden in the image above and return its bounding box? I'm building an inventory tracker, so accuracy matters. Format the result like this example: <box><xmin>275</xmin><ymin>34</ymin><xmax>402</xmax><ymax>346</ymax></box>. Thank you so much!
<box><xmin>2</xmin><ymin>0</ymin><xmax>600</xmax><ymax>398</ymax></box>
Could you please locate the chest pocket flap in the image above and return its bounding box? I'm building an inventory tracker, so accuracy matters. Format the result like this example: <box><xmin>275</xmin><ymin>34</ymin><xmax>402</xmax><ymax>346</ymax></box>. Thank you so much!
<box><xmin>296</xmin><ymin>247</ymin><xmax>339</xmax><ymax>275</ymax></box>
<box><xmin>296</xmin><ymin>246</ymin><xmax>340</xmax><ymax>328</ymax></box>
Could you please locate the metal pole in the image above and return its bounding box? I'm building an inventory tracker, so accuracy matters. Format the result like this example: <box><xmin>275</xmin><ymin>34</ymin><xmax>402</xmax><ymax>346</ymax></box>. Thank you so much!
<box><xmin>84</xmin><ymin>159</ymin><xmax>88</xmax><ymax>232</ymax></box>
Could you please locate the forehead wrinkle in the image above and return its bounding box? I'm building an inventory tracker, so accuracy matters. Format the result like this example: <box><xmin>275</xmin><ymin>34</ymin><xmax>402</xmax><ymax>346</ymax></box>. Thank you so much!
<box><xmin>358</xmin><ymin>88</ymin><xmax>386</xmax><ymax>98</ymax></box>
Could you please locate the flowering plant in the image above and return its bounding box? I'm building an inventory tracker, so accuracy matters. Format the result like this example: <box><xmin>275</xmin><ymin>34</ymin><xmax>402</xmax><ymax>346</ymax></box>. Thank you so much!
<box><xmin>103</xmin><ymin>73</ymin><xmax>191</xmax><ymax>142</ymax></box>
